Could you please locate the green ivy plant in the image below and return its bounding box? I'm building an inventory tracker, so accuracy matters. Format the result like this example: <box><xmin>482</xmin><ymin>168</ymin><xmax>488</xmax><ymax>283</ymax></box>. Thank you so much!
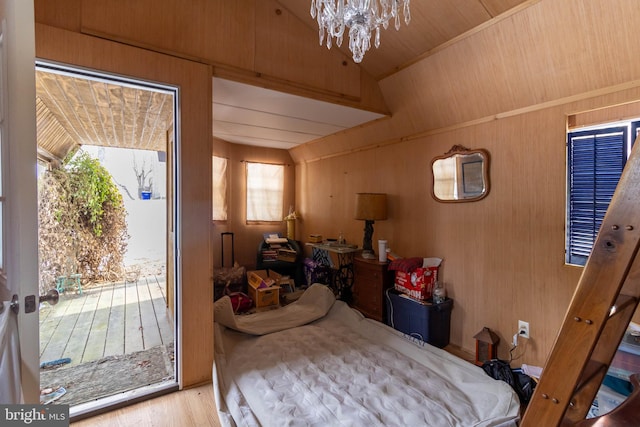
<box><xmin>66</xmin><ymin>151</ymin><xmax>122</xmax><ymax>237</ymax></box>
<box><xmin>38</xmin><ymin>150</ymin><xmax>129</xmax><ymax>293</ymax></box>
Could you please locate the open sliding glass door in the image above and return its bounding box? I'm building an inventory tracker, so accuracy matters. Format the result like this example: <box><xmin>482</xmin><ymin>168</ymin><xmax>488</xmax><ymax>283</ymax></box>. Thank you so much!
<box><xmin>0</xmin><ymin>0</ymin><xmax>40</xmax><ymax>405</ymax></box>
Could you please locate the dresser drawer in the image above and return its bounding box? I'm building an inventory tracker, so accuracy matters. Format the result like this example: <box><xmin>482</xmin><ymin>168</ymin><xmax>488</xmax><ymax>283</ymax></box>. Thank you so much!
<box><xmin>353</xmin><ymin>286</ymin><xmax>380</xmax><ymax>306</ymax></box>
<box><xmin>353</xmin><ymin>287</ymin><xmax>381</xmax><ymax>307</ymax></box>
<box><xmin>354</xmin><ymin>268</ymin><xmax>384</xmax><ymax>287</ymax></box>
<box><xmin>352</xmin><ymin>256</ymin><xmax>393</xmax><ymax>322</ymax></box>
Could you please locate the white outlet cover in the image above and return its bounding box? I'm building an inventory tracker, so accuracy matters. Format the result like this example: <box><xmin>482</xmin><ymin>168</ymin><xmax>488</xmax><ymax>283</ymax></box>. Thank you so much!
<box><xmin>518</xmin><ymin>321</ymin><xmax>530</xmax><ymax>338</ymax></box>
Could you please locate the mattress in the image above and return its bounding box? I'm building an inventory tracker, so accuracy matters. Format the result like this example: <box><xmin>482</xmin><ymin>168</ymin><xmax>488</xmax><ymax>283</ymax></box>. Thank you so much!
<box><xmin>213</xmin><ymin>284</ymin><xmax>520</xmax><ymax>427</ymax></box>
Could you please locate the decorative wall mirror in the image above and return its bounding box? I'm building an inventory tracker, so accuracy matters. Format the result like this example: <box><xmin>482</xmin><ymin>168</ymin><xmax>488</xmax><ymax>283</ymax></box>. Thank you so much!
<box><xmin>431</xmin><ymin>145</ymin><xmax>490</xmax><ymax>202</ymax></box>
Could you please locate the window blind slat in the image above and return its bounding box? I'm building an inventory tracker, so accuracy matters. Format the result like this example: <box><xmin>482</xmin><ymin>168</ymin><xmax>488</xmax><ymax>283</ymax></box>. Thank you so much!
<box><xmin>566</xmin><ymin>125</ymin><xmax>629</xmax><ymax>265</ymax></box>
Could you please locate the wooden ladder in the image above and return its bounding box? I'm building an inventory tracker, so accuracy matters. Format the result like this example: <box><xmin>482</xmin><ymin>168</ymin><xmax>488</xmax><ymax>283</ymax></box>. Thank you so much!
<box><xmin>521</xmin><ymin>137</ymin><xmax>640</xmax><ymax>426</ymax></box>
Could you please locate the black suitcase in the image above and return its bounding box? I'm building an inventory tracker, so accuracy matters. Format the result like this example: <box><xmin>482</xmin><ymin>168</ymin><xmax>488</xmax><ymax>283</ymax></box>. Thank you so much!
<box><xmin>214</xmin><ymin>232</ymin><xmax>247</xmax><ymax>301</ymax></box>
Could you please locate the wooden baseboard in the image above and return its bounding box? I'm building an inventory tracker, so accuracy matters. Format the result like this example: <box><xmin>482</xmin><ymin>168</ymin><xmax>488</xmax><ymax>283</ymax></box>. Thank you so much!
<box><xmin>445</xmin><ymin>344</ymin><xmax>475</xmax><ymax>363</ymax></box>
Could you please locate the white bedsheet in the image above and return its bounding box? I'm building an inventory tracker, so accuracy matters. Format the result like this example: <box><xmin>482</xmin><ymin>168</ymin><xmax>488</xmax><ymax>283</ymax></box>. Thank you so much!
<box><xmin>214</xmin><ymin>283</ymin><xmax>336</xmax><ymax>335</ymax></box>
<box><xmin>213</xmin><ymin>286</ymin><xmax>520</xmax><ymax>427</ymax></box>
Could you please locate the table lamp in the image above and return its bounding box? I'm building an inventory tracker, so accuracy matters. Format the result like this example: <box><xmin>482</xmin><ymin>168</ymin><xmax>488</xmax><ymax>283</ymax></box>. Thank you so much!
<box><xmin>355</xmin><ymin>193</ymin><xmax>387</xmax><ymax>259</ymax></box>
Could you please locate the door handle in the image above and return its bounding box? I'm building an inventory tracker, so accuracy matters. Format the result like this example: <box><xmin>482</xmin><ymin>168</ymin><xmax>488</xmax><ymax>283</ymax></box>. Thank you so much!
<box><xmin>1</xmin><ymin>290</ymin><xmax>59</xmax><ymax>315</ymax></box>
<box><xmin>0</xmin><ymin>294</ymin><xmax>20</xmax><ymax>314</ymax></box>
<box><xmin>39</xmin><ymin>289</ymin><xmax>59</xmax><ymax>306</ymax></box>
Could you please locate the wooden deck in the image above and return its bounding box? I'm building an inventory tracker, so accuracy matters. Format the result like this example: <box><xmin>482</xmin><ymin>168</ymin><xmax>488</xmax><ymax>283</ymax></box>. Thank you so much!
<box><xmin>39</xmin><ymin>275</ymin><xmax>174</xmax><ymax>366</ymax></box>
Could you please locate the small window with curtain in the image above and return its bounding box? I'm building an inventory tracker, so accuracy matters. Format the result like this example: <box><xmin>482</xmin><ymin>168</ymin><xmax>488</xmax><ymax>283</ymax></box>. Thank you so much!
<box><xmin>212</xmin><ymin>156</ymin><xmax>228</xmax><ymax>221</ymax></box>
<box><xmin>566</xmin><ymin>121</ymin><xmax>637</xmax><ymax>266</ymax></box>
<box><xmin>246</xmin><ymin>161</ymin><xmax>284</xmax><ymax>222</ymax></box>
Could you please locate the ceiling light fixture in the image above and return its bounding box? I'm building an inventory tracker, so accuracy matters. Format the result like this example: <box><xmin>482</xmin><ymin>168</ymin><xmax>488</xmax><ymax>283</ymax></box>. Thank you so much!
<box><xmin>310</xmin><ymin>0</ymin><xmax>411</xmax><ymax>63</ymax></box>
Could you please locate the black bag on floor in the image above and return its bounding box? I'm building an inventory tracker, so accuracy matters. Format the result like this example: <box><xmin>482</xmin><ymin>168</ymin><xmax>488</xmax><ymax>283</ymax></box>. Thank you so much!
<box><xmin>481</xmin><ymin>359</ymin><xmax>536</xmax><ymax>404</ymax></box>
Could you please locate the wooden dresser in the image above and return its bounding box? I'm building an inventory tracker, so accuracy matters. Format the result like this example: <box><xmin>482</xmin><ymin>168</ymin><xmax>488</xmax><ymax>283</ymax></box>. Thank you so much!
<box><xmin>352</xmin><ymin>255</ymin><xmax>394</xmax><ymax>322</ymax></box>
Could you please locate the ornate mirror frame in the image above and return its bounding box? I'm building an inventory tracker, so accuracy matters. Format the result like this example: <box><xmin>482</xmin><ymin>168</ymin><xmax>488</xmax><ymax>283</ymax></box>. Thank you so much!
<box><xmin>431</xmin><ymin>145</ymin><xmax>491</xmax><ymax>203</ymax></box>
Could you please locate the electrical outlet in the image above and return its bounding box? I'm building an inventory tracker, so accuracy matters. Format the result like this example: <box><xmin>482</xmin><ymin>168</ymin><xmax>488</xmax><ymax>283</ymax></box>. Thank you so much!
<box><xmin>518</xmin><ymin>320</ymin><xmax>530</xmax><ymax>339</ymax></box>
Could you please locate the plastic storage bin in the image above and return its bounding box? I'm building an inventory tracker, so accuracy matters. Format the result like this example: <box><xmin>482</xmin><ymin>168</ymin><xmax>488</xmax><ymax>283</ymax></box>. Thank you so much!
<box><xmin>385</xmin><ymin>288</ymin><xmax>453</xmax><ymax>348</ymax></box>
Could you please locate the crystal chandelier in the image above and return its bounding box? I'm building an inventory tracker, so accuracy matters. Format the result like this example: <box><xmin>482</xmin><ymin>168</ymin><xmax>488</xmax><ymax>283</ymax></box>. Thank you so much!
<box><xmin>310</xmin><ymin>0</ymin><xmax>411</xmax><ymax>63</ymax></box>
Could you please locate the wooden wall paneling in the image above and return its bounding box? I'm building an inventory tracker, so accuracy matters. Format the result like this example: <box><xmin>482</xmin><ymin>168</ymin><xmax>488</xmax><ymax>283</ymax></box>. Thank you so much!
<box><xmin>288</xmin><ymin>114</ymin><xmax>400</xmax><ymax>165</ymax></box>
<box><xmin>278</xmin><ymin>0</ymin><xmax>493</xmax><ymax>80</ymax></box>
<box><xmin>80</xmin><ymin>0</ymin><xmax>255</xmax><ymax>69</ymax></box>
<box><xmin>291</xmin><ymin>80</ymin><xmax>640</xmax><ymax>168</ymax></box>
<box><xmin>34</xmin><ymin>0</ymin><xmax>82</xmax><ymax>32</ymax></box>
<box><xmin>294</xmin><ymin>102</ymin><xmax>587</xmax><ymax>368</ymax></box>
<box><xmin>243</xmin><ymin>0</ymin><xmax>389</xmax><ymax>113</ymax></box>
<box><xmin>34</xmin><ymin>24</ymin><xmax>214</xmax><ymax>387</ymax></box>
<box><xmin>298</xmin><ymin>160</ymin><xmax>336</xmax><ymax>247</ymax></box>
<box><xmin>374</xmin><ymin>0</ymin><xmax>640</xmax><ymax>151</ymax></box>
<box><xmin>569</xmin><ymin>100</ymin><xmax>640</xmax><ymax>130</ymax></box>
<box><xmin>292</xmin><ymin>3</ymin><xmax>640</xmax><ymax>195</ymax></box>
<box><xmin>254</xmin><ymin>0</ymin><xmax>361</xmax><ymax>100</ymax></box>
<box><xmin>365</xmin><ymin>0</ymin><xmax>493</xmax><ymax>80</ymax></box>
<box><xmin>76</xmin><ymin>0</ymin><xmax>389</xmax><ymax>115</ymax></box>
<box><xmin>481</xmin><ymin>0</ymin><xmax>536</xmax><ymax>17</ymax></box>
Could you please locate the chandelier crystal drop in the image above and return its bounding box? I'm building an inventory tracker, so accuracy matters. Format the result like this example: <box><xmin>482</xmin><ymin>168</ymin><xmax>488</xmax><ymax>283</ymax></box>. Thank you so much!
<box><xmin>310</xmin><ymin>0</ymin><xmax>411</xmax><ymax>63</ymax></box>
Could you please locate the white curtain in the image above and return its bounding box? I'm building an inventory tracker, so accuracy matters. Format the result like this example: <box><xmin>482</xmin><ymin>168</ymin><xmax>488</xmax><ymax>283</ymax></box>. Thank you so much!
<box><xmin>246</xmin><ymin>162</ymin><xmax>284</xmax><ymax>222</ymax></box>
<box><xmin>212</xmin><ymin>156</ymin><xmax>228</xmax><ymax>221</ymax></box>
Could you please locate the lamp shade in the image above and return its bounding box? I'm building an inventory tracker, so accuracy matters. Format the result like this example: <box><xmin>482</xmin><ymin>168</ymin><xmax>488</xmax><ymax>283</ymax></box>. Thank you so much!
<box><xmin>355</xmin><ymin>193</ymin><xmax>387</xmax><ymax>220</ymax></box>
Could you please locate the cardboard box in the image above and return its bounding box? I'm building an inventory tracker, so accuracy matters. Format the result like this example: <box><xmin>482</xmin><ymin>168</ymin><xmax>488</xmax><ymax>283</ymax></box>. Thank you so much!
<box><xmin>247</xmin><ymin>270</ymin><xmax>281</xmax><ymax>307</ymax></box>
<box><xmin>393</xmin><ymin>257</ymin><xmax>442</xmax><ymax>301</ymax></box>
<box><xmin>248</xmin><ymin>269</ymin><xmax>282</xmax><ymax>287</ymax></box>
<box><xmin>278</xmin><ymin>276</ymin><xmax>296</xmax><ymax>294</ymax></box>
<box><xmin>394</xmin><ymin>267</ymin><xmax>437</xmax><ymax>300</ymax></box>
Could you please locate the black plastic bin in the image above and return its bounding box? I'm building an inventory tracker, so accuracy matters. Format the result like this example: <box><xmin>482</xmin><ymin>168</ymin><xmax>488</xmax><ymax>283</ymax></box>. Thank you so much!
<box><xmin>385</xmin><ymin>288</ymin><xmax>453</xmax><ymax>348</ymax></box>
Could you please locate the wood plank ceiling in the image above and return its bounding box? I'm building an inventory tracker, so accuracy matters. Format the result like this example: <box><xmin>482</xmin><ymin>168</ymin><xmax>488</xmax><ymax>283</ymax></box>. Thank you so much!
<box><xmin>277</xmin><ymin>0</ymin><xmax>530</xmax><ymax>79</ymax></box>
<box><xmin>35</xmin><ymin>0</ymin><xmax>530</xmax><ymax>159</ymax></box>
<box><xmin>36</xmin><ymin>70</ymin><xmax>174</xmax><ymax>162</ymax></box>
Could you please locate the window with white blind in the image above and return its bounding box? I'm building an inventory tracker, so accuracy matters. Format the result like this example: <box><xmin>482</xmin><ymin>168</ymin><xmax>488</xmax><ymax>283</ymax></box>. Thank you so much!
<box><xmin>246</xmin><ymin>162</ymin><xmax>284</xmax><ymax>222</ymax></box>
<box><xmin>566</xmin><ymin>121</ymin><xmax>638</xmax><ymax>266</ymax></box>
<box><xmin>212</xmin><ymin>156</ymin><xmax>228</xmax><ymax>221</ymax></box>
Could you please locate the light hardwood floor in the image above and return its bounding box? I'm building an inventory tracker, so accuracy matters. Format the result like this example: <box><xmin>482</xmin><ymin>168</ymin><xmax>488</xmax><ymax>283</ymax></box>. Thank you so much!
<box><xmin>71</xmin><ymin>383</ymin><xmax>221</xmax><ymax>427</ymax></box>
